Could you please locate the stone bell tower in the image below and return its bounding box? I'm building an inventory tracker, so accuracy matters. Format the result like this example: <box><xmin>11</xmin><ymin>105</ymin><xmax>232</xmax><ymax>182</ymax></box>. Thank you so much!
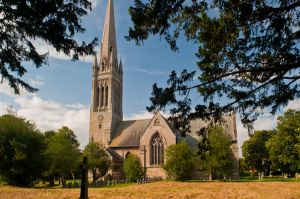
<box><xmin>89</xmin><ymin>0</ymin><xmax>123</xmax><ymax>146</ymax></box>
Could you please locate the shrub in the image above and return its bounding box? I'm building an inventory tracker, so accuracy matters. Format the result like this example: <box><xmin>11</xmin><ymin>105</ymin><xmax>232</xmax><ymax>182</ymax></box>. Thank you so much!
<box><xmin>123</xmin><ymin>154</ymin><xmax>144</xmax><ymax>181</ymax></box>
<box><xmin>163</xmin><ymin>141</ymin><xmax>194</xmax><ymax>181</ymax></box>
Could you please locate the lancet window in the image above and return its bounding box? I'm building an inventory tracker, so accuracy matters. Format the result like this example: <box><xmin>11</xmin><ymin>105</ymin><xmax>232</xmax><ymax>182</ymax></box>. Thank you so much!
<box><xmin>100</xmin><ymin>86</ymin><xmax>104</xmax><ymax>107</ymax></box>
<box><xmin>105</xmin><ymin>86</ymin><xmax>109</xmax><ymax>107</ymax></box>
<box><xmin>95</xmin><ymin>86</ymin><xmax>100</xmax><ymax>110</ymax></box>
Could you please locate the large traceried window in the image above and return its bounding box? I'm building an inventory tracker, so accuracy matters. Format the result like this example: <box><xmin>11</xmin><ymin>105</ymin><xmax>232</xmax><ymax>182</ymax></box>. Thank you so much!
<box><xmin>150</xmin><ymin>133</ymin><xmax>164</xmax><ymax>165</ymax></box>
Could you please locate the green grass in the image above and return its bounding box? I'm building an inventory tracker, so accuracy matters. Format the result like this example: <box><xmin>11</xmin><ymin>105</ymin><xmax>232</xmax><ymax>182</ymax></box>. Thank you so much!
<box><xmin>237</xmin><ymin>176</ymin><xmax>300</xmax><ymax>182</ymax></box>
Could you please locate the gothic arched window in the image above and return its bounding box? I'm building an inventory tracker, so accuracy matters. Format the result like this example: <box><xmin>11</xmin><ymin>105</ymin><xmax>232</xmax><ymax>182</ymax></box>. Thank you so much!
<box><xmin>96</xmin><ymin>86</ymin><xmax>100</xmax><ymax>109</ymax></box>
<box><xmin>105</xmin><ymin>86</ymin><xmax>109</xmax><ymax>107</ymax></box>
<box><xmin>100</xmin><ymin>86</ymin><xmax>104</xmax><ymax>107</ymax></box>
<box><xmin>102</xmin><ymin>62</ymin><xmax>105</xmax><ymax>72</ymax></box>
<box><xmin>150</xmin><ymin>133</ymin><xmax>164</xmax><ymax>165</ymax></box>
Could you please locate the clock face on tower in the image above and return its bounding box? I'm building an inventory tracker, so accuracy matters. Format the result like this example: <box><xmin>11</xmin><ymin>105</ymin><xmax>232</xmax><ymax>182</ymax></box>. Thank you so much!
<box><xmin>98</xmin><ymin>115</ymin><xmax>104</xmax><ymax>121</ymax></box>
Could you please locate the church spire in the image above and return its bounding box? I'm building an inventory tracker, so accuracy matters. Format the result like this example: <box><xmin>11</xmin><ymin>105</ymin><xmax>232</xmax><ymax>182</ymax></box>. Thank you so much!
<box><xmin>90</xmin><ymin>0</ymin><xmax>123</xmax><ymax>146</ymax></box>
<box><xmin>100</xmin><ymin>0</ymin><xmax>117</xmax><ymax>67</ymax></box>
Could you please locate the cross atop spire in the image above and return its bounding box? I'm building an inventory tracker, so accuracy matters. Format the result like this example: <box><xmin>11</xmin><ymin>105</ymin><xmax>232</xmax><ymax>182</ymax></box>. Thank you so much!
<box><xmin>100</xmin><ymin>0</ymin><xmax>117</xmax><ymax>66</ymax></box>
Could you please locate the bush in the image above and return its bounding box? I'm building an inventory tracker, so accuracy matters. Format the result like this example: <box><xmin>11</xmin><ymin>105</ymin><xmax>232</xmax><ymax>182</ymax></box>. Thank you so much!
<box><xmin>123</xmin><ymin>154</ymin><xmax>144</xmax><ymax>181</ymax></box>
<box><xmin>163</xmin><ymin>141</ymin><xmax>194</xmax><ymax>181</ymax></box>
<box><xmin>0</xmin><ymin>114</ymin><xmax>47</xmax><ymax>186</ymax></box>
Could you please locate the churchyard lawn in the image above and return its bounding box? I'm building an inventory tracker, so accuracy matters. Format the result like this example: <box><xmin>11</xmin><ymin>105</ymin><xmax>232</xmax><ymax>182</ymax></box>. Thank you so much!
<box><xmin>0</xmin><ymin>181</ymin><xmax>300</xmax><ymax>199</ymax></box>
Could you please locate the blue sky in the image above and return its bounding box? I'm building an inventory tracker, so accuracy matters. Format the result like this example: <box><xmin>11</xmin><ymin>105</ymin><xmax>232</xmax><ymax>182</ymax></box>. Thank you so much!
<box><xmin>0</xmin><ymin>0</ymin><xmax>299</xmax><ymax>152</ymax></box>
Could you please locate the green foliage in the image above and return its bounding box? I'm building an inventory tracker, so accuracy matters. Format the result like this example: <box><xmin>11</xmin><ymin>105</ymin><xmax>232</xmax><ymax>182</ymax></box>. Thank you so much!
<box><xmin>123</xmin><ymin>154</ymin><xmax>144</xmax><ymax>181</ymax></box>
<box><xmin>163</xmin><ymin>141</ymin><xmax>194</xmax><ymax>181</ymax></box>
<box><xmin>242</xmin><ymin>130</ymin><xmax>273</xmax><ymax>175</ymax></box>
<box><xmin>0</xmin><ymin>0</ymin><xmax>97</xmax><ymax>94</ymax></box>
<box><xmin>199</xmin><ymin>125</ymin><xmax>234</xmax><ymax>179</ymax></box>
<box><xmin>83</xmin><ymin>142</ymin><xmax>110</xmax><ymax>182</ymax></box>
<box><xmin>239</xmin><ymin>158</ymin><xmax>251</xmax><ymax>177</ymax></box>
<box><xmin>45</xmin><ymin>126</ymin><xmax>81</xmax><ymax>184</ymax></box>
<box><xmin>0</xmin><ymin>114</ymin><xmax>47</xmax><ymax>186</ymax></box>
<box><xmin>266</xmin><ymin>109</ymin><xmax>300</xmax><ymax>175</ymax></box>
<box><xmin>128</xmin><ymin>0</ymin><xmax>300</xmax><ymax>132</ymax></box>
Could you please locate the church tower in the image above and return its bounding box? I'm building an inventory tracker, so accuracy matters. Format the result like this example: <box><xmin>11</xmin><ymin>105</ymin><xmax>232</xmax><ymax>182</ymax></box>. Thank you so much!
<box><xmin>90</xmin><ymin>0</ymin><xmax>123</xmax><ymax>146</ymax></box>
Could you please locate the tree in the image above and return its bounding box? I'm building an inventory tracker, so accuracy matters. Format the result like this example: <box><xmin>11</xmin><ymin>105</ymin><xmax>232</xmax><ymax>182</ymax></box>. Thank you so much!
<box><xmin>0</xmin><ymin>0</ymin><xmax>97</xmax><ymax>94</ymax></box>
<box><xmin>45</xmin><ymin>126</ymin><xmax>81</xmax><ymax>185</ymax></box>
<box><xmin>83</xmin><ymin>142</ymin><xmax>110</xmax><ymax>182</ymax></box>
<box><xmin>163</xmin><ymin>141</ymin><xmax>194</xmax><ymax>181</ymax></box>
<box><xmin>0</xmin><ymin>114</ymin><xmax>47</xmax><ymax>186</ymax></box>
<box><xmin>242</xmin><ymin>130</ymin><xmax>273</xmax><ymax>178</ymax></box>
<box><xmin>266</xmin><ymin>109</ymin><xmax>300</xmax><ymax>176</ymax></box>
<box><xmin>123</xmin><ymin>154</ymin><xmax>144</xmax><ymax>181</ymax></box>
<box><xmin>199</xmin><ymin>125</ymin><xmax>234</xmax><ymax>180</ymax></box>
<box><xmin>127</xmin><ymin>0</ymin><xmax>300</xmax><ymax>133</ymax></box>
<box><xmin>57</xmin><ymin>126</ymin><xmax>80</xmax><ymax>148</ymax></box>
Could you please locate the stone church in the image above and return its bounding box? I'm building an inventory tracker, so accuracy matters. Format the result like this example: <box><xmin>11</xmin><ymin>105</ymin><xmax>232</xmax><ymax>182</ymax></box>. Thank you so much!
<box><xmin>89</xmin><ymin>0</ymin><xmax>239</xmax><ymax>180</ymax></box>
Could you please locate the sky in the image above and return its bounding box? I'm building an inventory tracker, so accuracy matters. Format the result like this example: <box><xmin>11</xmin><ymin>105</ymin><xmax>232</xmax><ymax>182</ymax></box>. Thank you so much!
<box><xmin>0</xmin><ymin>0</ymin><xmax>300</xmax><ymax>154</ymax></box>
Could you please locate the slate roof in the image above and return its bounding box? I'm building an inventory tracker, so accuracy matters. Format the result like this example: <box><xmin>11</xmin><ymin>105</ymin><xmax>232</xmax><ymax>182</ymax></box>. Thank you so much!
<box><xmin>109</xmin><ymin>119</ymin><xmax>151</xmax><ymax>147</ymax></box>
<box><xmin>109</xmin><ymin>114</ymin><xmax>236</xmax><ymax>149</ymax></box>
<box><xmin>179</xmin><ymin>115</ymin><xmax>236</xmax><ymax>148</ymax></box>
<box><xmin>106</xmin><ymin>147</ymin><xmax>122</xmax><ymax>161</ymax></box>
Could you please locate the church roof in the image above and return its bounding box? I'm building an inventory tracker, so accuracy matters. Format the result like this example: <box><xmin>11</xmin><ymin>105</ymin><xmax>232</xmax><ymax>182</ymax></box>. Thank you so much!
<box><xmin>106</xmin><ymin>147</ymin><xmax>122</xmax><ymax>161</ymax></box>
<box><xmin>109</xmin><ymin>113</ymin><xmax>237</xmax><ymax>148</ymax></box>
<box><xmin>110</xmin><ymin>119</ymin><xmax>151</xmax><ymax>147</ymax></box>
<box><xmin>179</xmin><ymin>115</ymin><xmax>237</xmax><ymax>148</ymax></box>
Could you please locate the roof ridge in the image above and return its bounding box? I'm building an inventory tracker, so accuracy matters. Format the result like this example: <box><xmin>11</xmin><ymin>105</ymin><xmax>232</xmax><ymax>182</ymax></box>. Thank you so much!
<box><xmin>122</xmin><ymin>118</ymin><xmax>152</xmax><ymax>122</ymax></box>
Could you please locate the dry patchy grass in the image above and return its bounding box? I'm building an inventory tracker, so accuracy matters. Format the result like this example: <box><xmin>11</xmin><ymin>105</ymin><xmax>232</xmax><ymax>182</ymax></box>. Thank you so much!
<box><xmin>0</xmin><ymin>181</ymin><xmax>300</xmax><ymax>199</ymax></box>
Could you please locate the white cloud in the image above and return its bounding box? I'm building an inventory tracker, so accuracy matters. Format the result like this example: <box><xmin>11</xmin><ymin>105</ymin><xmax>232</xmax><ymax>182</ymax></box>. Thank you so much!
<box><xmin>0</xmin><ymin>84</ymin><xmax>15</xmax><ymax>97</ymax></box>
<box><xmin>15</xmin><ymin>95</ymin><xmax>90</xmax><ymax>149</ymax></box>
<box><xmin>285</xmin><ymin>98</ymin><xmax>300</xmax><ymax>111</ymax></box>
<box><xmin>91</xmin><ymin>0</ymin><xmax>104</xmax><ymax>9</ymax></box>
<box><xmin>124</xmin><ymin>110</ymin><xmax>170</xmax><ymax>120</ymax></box>
<box><xmin>0</xmin><ymin>81</ymin><xmax>89</xmax><ymax>149</ymax></box>
<box><xmin>124</xmin><ymin>111</ymin><xmax>153</xmax><ymax>120</ymax></box>
<box><xmin>127</xmin><ymin>67</ymin><xmax>168</xmax><ymax>76</ymax></box>
<box><xmin>33</xmin><ymin>39</ymin><xmax>93</xmax><ymax>63</ymax></box>
<box><xmin>0</xmin><ymin>100</ymin><xmax>9</xmax><ymax>115</ymax></box>
<box><xmin>28</xmin><ymin>75</ymin><xmax>45</xmax><ymax>87</ymax></box>
<box><xmin>236</xmin><ymin>113</ymin><xmax>277</xmax><ymax>157</ymax></box>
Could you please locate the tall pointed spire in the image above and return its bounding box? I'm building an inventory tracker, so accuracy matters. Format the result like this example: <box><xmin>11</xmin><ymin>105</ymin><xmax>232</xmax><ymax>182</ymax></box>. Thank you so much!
<box><xmin>90</xmin><ymin>0</ymin><xmax>123</xmax><ymax>146</ymax></box>
<box><xmin>100</xmin><ymin>0</ymin><xmax>117</xmax><ymax>66</ymax></box>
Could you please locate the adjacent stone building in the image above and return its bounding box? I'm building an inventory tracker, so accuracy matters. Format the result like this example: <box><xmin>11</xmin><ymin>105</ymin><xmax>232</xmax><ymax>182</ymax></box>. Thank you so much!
<box><xmin>89</xmin><ymin>0</ymin><xmax>239</xmax><ymax>180</ymax></box>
